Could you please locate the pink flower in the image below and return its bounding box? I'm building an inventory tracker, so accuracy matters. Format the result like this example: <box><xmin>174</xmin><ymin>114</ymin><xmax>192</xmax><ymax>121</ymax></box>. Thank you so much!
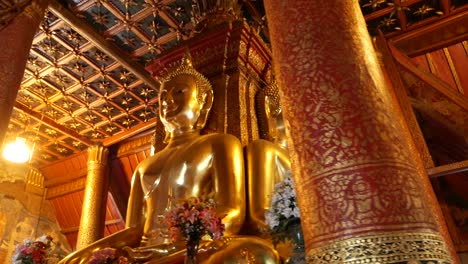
<box><xmin>164</xmin><ymin>197</ymin><xmax>225</xmax><ymax>242</ymax></box>
<box><xmin>187</xmin><ymin>209</ymin><xmax>199</xmax><ymax>224</ymax></box>
<box><xmin>87</xmin><ymin>247</ymin><xmax>120</xmax><ymax>263</ymax></box>
<box><xmin>118</xmin><ymin>256</ymin><xmax>129</xmax><ymax>263</ymax></box>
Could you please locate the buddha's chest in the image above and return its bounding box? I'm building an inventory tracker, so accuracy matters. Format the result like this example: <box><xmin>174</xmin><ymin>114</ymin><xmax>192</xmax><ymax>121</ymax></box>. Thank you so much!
<box><xmin>141</xmin><ymin>144</ymin><xmax>214</xmax><ymax>199</ymax></box>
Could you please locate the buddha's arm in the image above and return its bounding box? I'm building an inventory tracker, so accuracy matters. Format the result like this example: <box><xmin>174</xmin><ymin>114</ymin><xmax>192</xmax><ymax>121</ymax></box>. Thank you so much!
<box><xmin>246</xmin><ymin>139</ymin><xmax>291</xmax><ymax>232</ymax></box>
<box><xmin>212</xmin><ymin>135</ymin><xmax>246</xmax><ymax>235</ymax></box>
<box><xmin>126</xmin><ymin>170</ymin><xmax>145</xmax><ymax>228</ymax></box>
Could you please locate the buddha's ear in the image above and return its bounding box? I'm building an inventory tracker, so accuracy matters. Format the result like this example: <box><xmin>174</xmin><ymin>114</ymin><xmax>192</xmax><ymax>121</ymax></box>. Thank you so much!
<box><xmin>196</xmin><ymin>89</ymin><xmax>214</xmax><ymax>129</ymax></box>
<box><xmin>264</xmin><ymin>95</ymin><xmax>272</xmax><ymax>119</ymax></box>
<box><xmin>264</xmin><ymin>96</ymin><xmax>277</xmax><ymax>141</ymax></box>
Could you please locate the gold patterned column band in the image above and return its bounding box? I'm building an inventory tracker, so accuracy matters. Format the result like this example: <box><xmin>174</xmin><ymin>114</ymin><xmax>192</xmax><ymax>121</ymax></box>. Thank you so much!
<box><xmin>76</xmin><ymin>144</ymin><xmax>110</xmax><ymax>249</ymax></box>
<box><xmin>302</xmin><ymin>162</ymin><xmax>438</xmax><ymax>244</ymax></box>
<box><xmin>307</xmin><ymin>232</ymin><xmax>451</xmax><ymax>263</ymax></box>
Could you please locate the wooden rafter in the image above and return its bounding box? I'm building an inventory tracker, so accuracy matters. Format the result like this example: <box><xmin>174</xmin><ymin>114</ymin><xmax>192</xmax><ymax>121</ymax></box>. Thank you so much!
<box><xmin>428</xmin><ymin>160</ymin><xmax>468</xmax><ymax>178</ymax></box>
<box><xmin>389</xmin><ymin>43</ymin><xmax>468</xmax><ymax>111</ymax></box>
<box><xmin>390</xmin><ymin>8</ymin><xmax>468</xmax><ymax>57</ymax></box>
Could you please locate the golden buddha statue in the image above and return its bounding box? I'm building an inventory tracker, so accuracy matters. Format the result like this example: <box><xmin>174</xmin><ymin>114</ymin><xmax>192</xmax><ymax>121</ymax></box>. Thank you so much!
<box><xmin>245</xmin><ymin>81</ymin><xmax>292</xmax><ymax>235</ymax></box>
<box><xmin>59</xmin><ymin>54</ymin><xmax>278</xmax><ymax>263</ymax></box>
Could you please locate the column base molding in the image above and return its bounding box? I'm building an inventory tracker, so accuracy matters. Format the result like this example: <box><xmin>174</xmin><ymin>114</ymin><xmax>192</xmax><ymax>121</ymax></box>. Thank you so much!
<box><xmin>307</xmin><ymin>232</ymin><xmax>451</xmax><ymax>263</ymax></box>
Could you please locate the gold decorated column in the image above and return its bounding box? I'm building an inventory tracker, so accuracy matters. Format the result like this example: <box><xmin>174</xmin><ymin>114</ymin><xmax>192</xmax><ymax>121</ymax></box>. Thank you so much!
<box><xmin>76</xmin><ymin>144</ymin><xmax>110</xmax><ymax>249</ymax></box>
<box><xmin>0</xmin><ymin>0</ymin><xmax>48</xmax><ymax>144</ymax></box>
<box><xmin>264</xmin><ymin>0</ymin><xmax>457</xmax><ymax>262</ymax></box>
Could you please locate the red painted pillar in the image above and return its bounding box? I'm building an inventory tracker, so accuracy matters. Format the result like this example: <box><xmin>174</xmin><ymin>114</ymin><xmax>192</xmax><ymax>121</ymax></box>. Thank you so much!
<box><xmin>0</xmin><ymin>0</ymin><xmax>48</xmax><ymax>144</ymax></box>
<box><xmin>264</xmin><ymin>0</ymin><xmax>457</xmax><ymax>262</ymax></box>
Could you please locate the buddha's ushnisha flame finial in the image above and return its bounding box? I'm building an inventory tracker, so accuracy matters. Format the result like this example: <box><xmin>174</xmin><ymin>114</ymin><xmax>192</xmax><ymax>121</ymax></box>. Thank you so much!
<box><xmin>163</xmin><ymin>50</ymin><xmax>212</xmax><ymax>103</ymax></box>
<box><xmin>180</xmin><ymin>50</ymin><xmax>194</xmax><ymax>68</ymax></box>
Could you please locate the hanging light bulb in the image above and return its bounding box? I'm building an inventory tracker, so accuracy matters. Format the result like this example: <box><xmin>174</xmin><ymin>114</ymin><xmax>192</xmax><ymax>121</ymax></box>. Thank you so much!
<box><xmin>2</xmin><ymin>137</ymin><xmax>31</xmax><ymax>163</ymax></box>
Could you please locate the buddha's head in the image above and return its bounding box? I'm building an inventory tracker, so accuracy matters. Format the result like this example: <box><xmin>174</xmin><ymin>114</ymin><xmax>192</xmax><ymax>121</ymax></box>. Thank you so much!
<box><xmin>264</xmin><ymin>80</ymin><xmax>288</xmax><ymax>149</ymax></box>
<box><xmin>159</xmin><ymin>53</ymin><xmax>213</xmax><ymax>136</ymax></box>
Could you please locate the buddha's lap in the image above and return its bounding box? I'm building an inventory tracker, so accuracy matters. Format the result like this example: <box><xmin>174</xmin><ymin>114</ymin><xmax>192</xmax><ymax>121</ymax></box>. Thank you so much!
<box><xmin>143</xmin><ymin>236</ymin><xmax>279</xmax><ymax>264</ymax></box>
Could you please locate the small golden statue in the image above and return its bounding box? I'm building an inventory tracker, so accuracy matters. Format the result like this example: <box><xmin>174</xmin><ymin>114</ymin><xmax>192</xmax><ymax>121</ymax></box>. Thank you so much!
<box><xmin>59</xmin><ymin>53</ymin><xmax>279</xmax><ymax>263</ymax></box>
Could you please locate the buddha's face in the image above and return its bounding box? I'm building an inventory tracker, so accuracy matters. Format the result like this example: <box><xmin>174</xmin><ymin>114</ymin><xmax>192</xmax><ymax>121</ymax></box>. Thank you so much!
<box><xmin>159</xmin><ymin>74</ymin><xmax>201</xmax><ymax>133</ymax></box>
<box><xmin>265</xmin><ymin>96</ymin><xmax>288</xmax><ymax>149</ymax></box>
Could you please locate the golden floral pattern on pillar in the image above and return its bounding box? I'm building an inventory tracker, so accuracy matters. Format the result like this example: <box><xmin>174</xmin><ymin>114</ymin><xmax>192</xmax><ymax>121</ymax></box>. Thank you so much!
<box><xmin>305</xmin><ymin>166</ymin><xmax>436</xmax><ymax>243</ymax></box>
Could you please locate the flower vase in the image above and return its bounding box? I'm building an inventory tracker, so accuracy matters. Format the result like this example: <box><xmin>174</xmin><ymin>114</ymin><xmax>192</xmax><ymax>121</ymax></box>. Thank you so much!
<box><xmin>284</xmin><ymin>218</ymin><xmax>306</xmax><ymax>264</ymax></box>
<box><xmin>185</xmin><ymin>237</ymin><xmax>200</xmax><ymax>264</ymax></box>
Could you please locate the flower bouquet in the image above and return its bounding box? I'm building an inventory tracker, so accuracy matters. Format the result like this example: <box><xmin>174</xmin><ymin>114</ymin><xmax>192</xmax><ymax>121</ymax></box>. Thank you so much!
<box><xmin>265</xmin><ymin>174</ymin><xmax>305</xmax><ymax>263</ymax></box>
<box><xmin>265</xmin><ymin>174</ymin><xmax>301</xmax><ymax>234</ymax></box>
<box><xmin>164</xmin><ymin>196</ymin><xmax>225</xmax><ymax>263</ymax></box>
<box><xmin>86</xmin><ymin>247</ymin><xmax>128</xmax><ymax>264</ymax></box>
<box><xmin>12</xmin><ymin>235</ymin><xmax>54</xmax><ymax>264</ymax></box>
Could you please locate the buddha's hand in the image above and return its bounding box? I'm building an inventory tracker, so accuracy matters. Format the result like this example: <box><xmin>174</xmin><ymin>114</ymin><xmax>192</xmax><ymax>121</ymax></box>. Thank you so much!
<box><xmin>123</xmin><ymin>243</ymin><xmax>178</xmax><ymax>262</ymax></box>
<box><xmin>198</xmin><ymin>239</ymin><xmax>227</xmax><ymax>253</ymax></box>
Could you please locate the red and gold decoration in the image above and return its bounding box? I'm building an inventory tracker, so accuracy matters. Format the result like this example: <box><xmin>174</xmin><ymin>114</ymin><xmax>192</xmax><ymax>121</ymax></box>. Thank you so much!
<box><xmin>264</xmin><ymin>0</ymin><xmax>456</xmax><ymax>262</ymax></box>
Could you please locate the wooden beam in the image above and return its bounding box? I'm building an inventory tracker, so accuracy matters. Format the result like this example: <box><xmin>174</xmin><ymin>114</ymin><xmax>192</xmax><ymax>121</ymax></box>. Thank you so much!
<box><xmin>44</xmin><ymin>167</ymin><xmax>87</xmax><ymax>187</ymax></box>
<box><xmin>14</xmin><ymin>102</ymin><xmax>93</xmax><ymax>146</ymax></box>
<box><xmin>389</xmin><ymin>9</ymin><xmax>468</xmax><ymax>57</ymax></box>
<box><xmin>389</xmin><ymin>43</ymin><xmax>468</xmax><ymax>111</ymax></box>
<box><xmin>375</xmin><ymin>33</ymin><xmax>435</xmax><ymax>168</ymax></box>
<box><xmin>428</xmin><ymin>160</ymin><xmax>468</xmax><ymax>178</ymax></box>
<box><xmin>46</xmin><ymin>177</ymin><xmax>86</xmax><ymax>199</ymax></box>
<box><xmin>47</xmin><ymin>0</ymin><xmax>160</xmax><ymax>93</ymax></box>
<box><xmin>102</xmin><ymin>117</ymin><xmax>156</xmax><ymax>147</ymax></box>
<box><xmin>411</xmin><ymin>99</ymin><xmax>467</xmax><ymax>141</ymax></box>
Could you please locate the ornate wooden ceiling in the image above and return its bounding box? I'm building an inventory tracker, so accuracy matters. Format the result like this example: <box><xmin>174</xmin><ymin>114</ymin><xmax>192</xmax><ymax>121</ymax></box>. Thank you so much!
<box><xmin>362</xmin><ymin>0</ymin><xmax>467</xmax><ymax>35</ymax></box>
<box><xmin>3</xmin><ymin>0</ymin><xmax>468</xmax><ymax>168</ymax></box>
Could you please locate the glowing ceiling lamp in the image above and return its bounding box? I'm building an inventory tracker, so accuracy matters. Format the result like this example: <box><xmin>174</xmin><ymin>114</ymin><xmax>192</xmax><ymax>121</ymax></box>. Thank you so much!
<box><xmin>2</xmin><ymin>137</ymin><xmax>32</xmax><ymax>163</ymax></box>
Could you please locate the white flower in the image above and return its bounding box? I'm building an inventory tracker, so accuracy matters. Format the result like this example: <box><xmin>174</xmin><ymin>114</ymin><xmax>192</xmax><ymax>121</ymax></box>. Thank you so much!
<box><xmin>39</xmin><ymin>234</ymin><xmax>51</xmax><ymax>243</ymax></box>
<box><xmin>292</xmin><ymin>206</ymin><xmax>300</xmax><ymax>218</ymax></box>
<box><xmin>265</xmin><ymin>173</ymin><xmax>301</xmax><ymax>231</ymax></box>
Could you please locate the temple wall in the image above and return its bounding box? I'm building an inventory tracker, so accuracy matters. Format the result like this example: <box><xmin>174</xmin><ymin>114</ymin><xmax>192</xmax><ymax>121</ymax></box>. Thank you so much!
<box><xmin>0</xmin><ymin>161</ymin><xmax>71</xmax><ymax>263</ymax></box>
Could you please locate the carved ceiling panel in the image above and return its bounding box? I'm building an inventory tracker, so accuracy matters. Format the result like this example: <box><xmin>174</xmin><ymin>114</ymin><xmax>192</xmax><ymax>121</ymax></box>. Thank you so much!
<box><xmin>361</xmin><ymin>0</ymin><xmax>463</xmax><ymax>35</ymax></box>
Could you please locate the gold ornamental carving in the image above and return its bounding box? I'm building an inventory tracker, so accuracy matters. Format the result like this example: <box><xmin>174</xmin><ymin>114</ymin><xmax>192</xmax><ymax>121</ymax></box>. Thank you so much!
<box><xmin>46</xmin><ymin>177</ymin><xmax>86</xmax><ymax>199</ymax></box>
<box><xmin>22</xmin><ymin>0</ymin><xmax>49</xmax><ymax>24</ymax></box>
<box><xmin>0</xmin><ymin>0</ymin><xmax>48</xmax><ymax>28</ymax></box>
<box><xmin>25</xmin><ymin>167</ymin><xmax>45</xmax><ymax>195</ymax></box>
<box><xmin>77</xmin><ymin>144</ymin><xmax>110</xmax><ymax>249</ymax></box>
<box><xmin>306</xmin><ymin>232</ymin><xmax>451</xmax><ymax>263</ymax></box>
<box><xmin>87</xmin><ymin>144</ymin><xmax>110</xmax><ymax>167</ymax></box>
<box><xmin>191</xmin><ymin>0</ymin><xmax>242</xmax><ymax>31</ymax></box>
<box><xmin>0</xmin><ymin>0</ymin><xmax>31</xmax><ymax>28</ymax></box>
<box><xmin>116</xmin><ymin>133</ymin><xmax>153</xmax><ymax>157</ymax></box>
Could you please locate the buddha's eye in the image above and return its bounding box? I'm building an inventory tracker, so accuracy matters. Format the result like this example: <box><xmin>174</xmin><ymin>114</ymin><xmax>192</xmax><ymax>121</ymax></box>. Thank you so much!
<box><xmin>177</xmin><ymin>89</ymin><xmax>184</xmax><ymax>94</ymax></box>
